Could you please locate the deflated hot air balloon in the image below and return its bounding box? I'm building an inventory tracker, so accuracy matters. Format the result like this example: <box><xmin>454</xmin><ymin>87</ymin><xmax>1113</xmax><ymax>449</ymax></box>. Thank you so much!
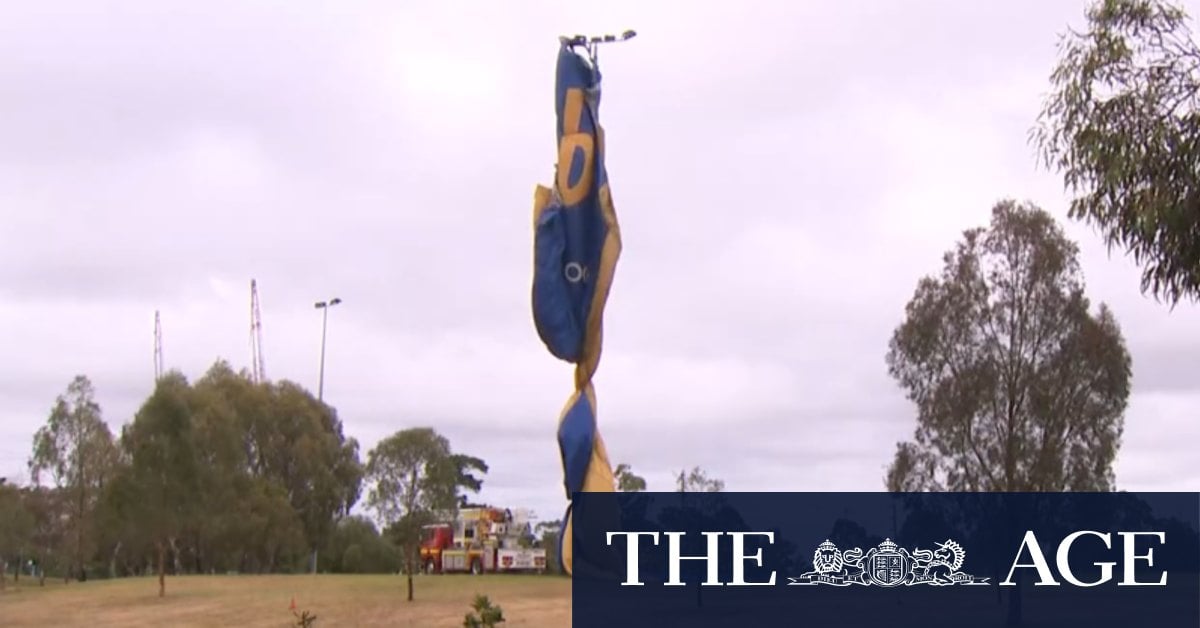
<box><xmin>531</xmin><ymin>32</ymin><xmax>634</xmax><ymax>576</ymax></box>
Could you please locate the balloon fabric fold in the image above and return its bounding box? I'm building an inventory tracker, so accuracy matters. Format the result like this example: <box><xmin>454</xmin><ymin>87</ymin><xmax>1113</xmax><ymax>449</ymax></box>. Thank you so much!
<box><xmin>530</xmin><ymin>41</ymin><xmax>621</xmax><ymax>576</ymax></box>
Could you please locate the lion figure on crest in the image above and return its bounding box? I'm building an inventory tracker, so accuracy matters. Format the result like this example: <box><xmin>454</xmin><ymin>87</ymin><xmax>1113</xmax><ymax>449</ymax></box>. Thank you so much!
<box><xmin>800</xmin><ymin>540</ymin><xmax>867</xmax><ymax>583</ymax></box>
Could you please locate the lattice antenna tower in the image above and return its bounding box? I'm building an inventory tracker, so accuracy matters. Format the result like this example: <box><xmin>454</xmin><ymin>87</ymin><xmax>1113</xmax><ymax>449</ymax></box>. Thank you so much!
<box><xmin>154</xmin><ymin>310</ymin><xmax>164</xmax><ymax>381</ymax></box>
<box><xmin>250</xmin><ymin>279</ymin><xmax>267</xmax><ymax>384</ymax></box>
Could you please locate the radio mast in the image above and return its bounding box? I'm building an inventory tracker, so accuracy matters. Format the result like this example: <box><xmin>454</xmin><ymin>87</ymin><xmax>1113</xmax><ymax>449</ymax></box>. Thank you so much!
<box><xmin>154</xmin><ymin>310</ymin><xmax>164</xmax><ymax>381</ymax></box>
<box><xmin>250</xmin><ymin>279</ymin><xmax>267</xmax><ymax>383</ymax></box>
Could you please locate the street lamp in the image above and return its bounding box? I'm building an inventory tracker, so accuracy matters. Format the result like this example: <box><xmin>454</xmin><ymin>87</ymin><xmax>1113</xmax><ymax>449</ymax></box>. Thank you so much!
<box><xmin>314</xmin><ymin>297</ymin><xmax>342</xmax><ymax>402</ymax></box>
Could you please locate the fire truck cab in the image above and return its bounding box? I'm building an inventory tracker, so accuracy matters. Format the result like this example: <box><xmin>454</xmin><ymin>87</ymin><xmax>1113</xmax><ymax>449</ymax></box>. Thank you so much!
<box><xmin>418</xmin><ymin>507</ymin><xmax>547</xmax><ymax>575</ymax></box>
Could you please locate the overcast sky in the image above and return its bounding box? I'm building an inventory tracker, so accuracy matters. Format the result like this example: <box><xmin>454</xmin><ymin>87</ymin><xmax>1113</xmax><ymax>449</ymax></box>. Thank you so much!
<box><xmin>2</xmin><ymin>0</ymin><xmax>1199</xmax><ymax>526</ymax></box>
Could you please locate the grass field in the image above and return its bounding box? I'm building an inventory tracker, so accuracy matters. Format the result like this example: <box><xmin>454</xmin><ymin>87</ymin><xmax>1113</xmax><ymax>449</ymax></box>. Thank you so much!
<box><xmin>0</xmin><ymin>573</ymin><xmax>570</xmax><ymax>627</ymax></box>
<box><xmin>5</xmin><ymin>572</ymin><xmax>1193</xmax><ymax>627</ymax></box>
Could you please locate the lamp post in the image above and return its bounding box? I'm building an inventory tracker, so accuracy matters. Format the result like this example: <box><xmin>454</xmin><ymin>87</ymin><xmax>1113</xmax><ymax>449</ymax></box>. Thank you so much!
<box><xmin>314</xmin><ymin>297</ymin><xmax>342</xmax><ymax>402</ymax></box>
<box><xmin>310</xmin><ymin>298</ymin><xmax>341</xmax><ymax>575</ymax></box>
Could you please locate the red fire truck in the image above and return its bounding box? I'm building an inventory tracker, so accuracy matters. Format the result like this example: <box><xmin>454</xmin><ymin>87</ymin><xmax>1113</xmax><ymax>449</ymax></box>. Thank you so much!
<box><xmin>419</xmin><ymin>506</ymin><xmax>547</xmax><ymax>574</ymax></box>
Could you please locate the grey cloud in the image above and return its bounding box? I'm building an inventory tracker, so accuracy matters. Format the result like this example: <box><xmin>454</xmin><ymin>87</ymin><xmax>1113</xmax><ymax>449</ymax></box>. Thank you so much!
<box><xmin>3</xmin><ymin>0</ymin><xmax>1200</xmax><ymax>517</ymax></box>
<box><xmin>1131</xmin><ymin>343</ymin><xmax>1200</xmax><ymax>394</ymax></box>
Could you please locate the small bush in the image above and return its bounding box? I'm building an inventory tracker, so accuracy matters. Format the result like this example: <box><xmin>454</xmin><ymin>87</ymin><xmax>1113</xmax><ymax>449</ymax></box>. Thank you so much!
<box><xmin>463</xmin><ymin>594</ymin><xmax>505</xmax><ymax>627</ymax></box>
<box><xmin>292</xmin><ymin>609</ymin><xmax>317</xmax><ymax>627</ymax></box>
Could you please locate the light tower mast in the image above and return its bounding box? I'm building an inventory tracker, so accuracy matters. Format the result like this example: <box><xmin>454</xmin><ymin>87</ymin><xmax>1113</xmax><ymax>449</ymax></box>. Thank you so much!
<box><xmin>250</xmin><ymin>279</ymin><xmax>267</xmax><ymax>383</ymax></box>
<box><xmin>154</xmin><ymin>310</ymin><xmax>164</xmax><ymax>381</ymax></box>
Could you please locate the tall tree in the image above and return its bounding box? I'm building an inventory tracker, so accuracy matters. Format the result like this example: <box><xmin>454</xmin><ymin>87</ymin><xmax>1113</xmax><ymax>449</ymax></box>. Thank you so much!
<box><xmin>185</xmin><ymin>363</ymin><xmax>255</xmax><ymax>575</ymax></box>
<box><xmin>614</xmin><ymin>463</ymin><xmax>647</xmax><ymax>492</ymax></box>
<box><xmin>90</xmin><ymin>361</ymin><xmax>363</xmax><ymax>578</ymax></box>
<box><xmin>252</xmin><ymin>380</ymin><xmax>363</xmax><ymax>574</ymax></box>
<box><xmin>675</xmin><ymin>466</ymin><xmax>724</xmax><ymax>492</ymax></box>
<box><xmin>885</xmin><ymin>200</ymin><xmax>1131</xmax><ymax>492</ymax></box>
<box><xmin>117</xmin><ymin>371</ymin><xmax>203</xmax><ymax>597</ymax></box>
<box><xmin>185</xmin><ymin>360</ymin><xmax>306</xmax><ymax>574</ymax></box>
<box><xmin>887</xmin><ymin>202</ymin><xmax>1132</xmax><ymax>625</ymax></box>
<box><xmin>665</xmin><ymin>467</ymin><xmax>728</xmax><ymax>609</ymax></box>
<box><xmin>365</xmin><ymin>427</ymin><xmax>486</xmax><ymax>601</ymax></box>
<box><xmin>1034</xmin><ymin>0</ymin><xmax>1200</xmax><ymax>305</ymax></box>
<box><xmin>28</xmin><ymin>375</ymin><xmax>118</xmax><ymax>583</ymax></box>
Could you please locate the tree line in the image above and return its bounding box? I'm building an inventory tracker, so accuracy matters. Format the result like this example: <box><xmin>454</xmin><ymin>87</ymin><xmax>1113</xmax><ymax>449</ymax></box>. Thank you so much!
<box><xmin>0</xmin><ymin>358</ymin><xmax>716</xmax><ymax>598</ymax></box>
<box><xmin>0</xmin><ymin>363</ymin><xmax>370</xmax><ymax>595</ymax></box>
<box><xmin>0</xmin><ymin>362</ymin><xmax>497</xmax><ymax>596</ymax></box>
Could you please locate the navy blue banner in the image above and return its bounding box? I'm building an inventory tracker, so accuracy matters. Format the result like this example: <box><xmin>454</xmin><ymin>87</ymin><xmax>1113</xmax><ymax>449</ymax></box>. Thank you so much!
<box><xmin>571</xmin><ymin>492</ymin><xmax>1200</xmax><ymax>627</ymax></box>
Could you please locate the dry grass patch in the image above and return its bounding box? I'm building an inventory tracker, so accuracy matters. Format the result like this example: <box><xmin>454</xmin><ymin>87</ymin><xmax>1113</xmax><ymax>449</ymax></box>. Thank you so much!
<box><xmin>0</xmin><ymin>574</ymin><xmax>570</xmax><ymax>627</ymax></box>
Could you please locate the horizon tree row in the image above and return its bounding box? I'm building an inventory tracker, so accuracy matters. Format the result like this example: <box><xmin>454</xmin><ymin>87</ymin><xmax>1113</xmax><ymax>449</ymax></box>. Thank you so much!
<box><xmin>0</xmin><ymin>364</ymin><xmax>496</xmax><ymax>597</ymax></box>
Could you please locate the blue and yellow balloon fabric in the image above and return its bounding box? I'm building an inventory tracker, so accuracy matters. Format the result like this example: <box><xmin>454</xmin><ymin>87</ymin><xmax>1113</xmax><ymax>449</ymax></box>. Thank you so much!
<box><xmin>530</xmin><ymin>41</ymin><xmax>621</xmax><ymax>576</ymax></box>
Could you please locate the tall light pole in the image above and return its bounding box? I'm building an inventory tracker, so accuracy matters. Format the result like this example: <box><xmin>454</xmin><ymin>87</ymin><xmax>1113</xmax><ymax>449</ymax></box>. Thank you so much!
<box><xmin>311</xmin><ymin>296</ymin><xmax>341</xmax><ymax>575</ymax></box>
<box><xmin>314</xmin><ymin>297</ymin><xmax>342</xmax><ymax>402</ymax></box>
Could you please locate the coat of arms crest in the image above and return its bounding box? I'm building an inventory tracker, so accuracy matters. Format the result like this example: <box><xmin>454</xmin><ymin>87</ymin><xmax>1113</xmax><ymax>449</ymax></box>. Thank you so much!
<box><xmin>788</xmin><ymin>537</ymin><xmax>989</xmax><ymax>587</ymax></box>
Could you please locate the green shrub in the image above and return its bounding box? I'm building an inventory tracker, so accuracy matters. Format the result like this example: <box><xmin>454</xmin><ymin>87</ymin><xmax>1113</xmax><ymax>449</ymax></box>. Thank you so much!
<box><xmin>463</xmin><ymin>594</ymin><xmax>505</xmax><ymax>627</ymax></box>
